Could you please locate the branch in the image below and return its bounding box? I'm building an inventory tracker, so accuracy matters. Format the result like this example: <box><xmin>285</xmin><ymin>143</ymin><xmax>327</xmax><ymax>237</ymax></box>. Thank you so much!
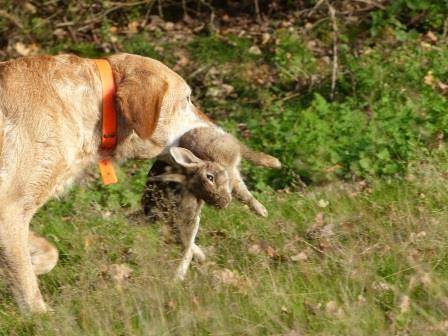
<box><xmin>254</xmin><ymin>0</ymin><xmax>262</xmax><ymax>23</ymax></box>
<box><xmin>326</xmin><ymin>0</ymin><xmax>338</xmax><ymax>100</ymax></box>
<box><xmin>0</xmin><ymin>9</ymin><xmax>24</xmax><ymax>29</ymax></box>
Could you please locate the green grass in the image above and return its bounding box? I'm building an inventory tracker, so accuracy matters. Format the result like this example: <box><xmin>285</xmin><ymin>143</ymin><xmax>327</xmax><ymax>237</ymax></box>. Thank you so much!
<box><xmin>2</xmin><ymin>154</ymin><xmax>448</xmax><ymax>335</ymax></box>
<box><xmin>2</xmin><ymin>4</ymin><xmax>448</xmax><ymax>334</ymax></box>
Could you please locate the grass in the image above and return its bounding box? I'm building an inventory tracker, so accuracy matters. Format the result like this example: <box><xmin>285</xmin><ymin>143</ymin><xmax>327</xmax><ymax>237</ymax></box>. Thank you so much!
<box><xmin>2</xmin><ymin>4</ymin><xmax>448</xmax><ymax>334</ymax></box>
<box><xmin>2</xmin><ymin>154</ymin><xmax>448</xmax><ymax>335</ymax></box>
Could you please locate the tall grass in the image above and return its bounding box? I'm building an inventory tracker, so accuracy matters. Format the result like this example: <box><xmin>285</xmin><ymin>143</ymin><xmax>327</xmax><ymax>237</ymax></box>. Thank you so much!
<box><xmin>2</xmin><ymin>153</ymin><xmax>448</xmax><ymax>335</ymax></box>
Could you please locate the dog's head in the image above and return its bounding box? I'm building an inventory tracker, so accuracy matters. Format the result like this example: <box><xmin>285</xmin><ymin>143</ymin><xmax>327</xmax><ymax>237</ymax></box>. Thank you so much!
<box><xmin>108</xmin><ymin>54</ymin><xmax>212</xmax><ymax>143</ymax></box>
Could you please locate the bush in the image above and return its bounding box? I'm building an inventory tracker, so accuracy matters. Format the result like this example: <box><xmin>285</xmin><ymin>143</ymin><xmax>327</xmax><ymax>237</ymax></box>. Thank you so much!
<box><xmin>240</xmin><ymin>42</ymin><xmax>448</xmax><ymax>189</ymax></box>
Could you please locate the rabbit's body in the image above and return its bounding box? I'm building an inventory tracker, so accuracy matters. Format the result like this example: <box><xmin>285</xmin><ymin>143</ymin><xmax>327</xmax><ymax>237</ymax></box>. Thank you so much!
<box><xmin>179</xmin><ymin>127</ymin><xmax>281</xmax><ymax>217</ymax></box>
<box><xmin>143</xmin><ymin>148</ymin><xmax>231</xmax><ymax>280</ymax></box>
<box><xmin>142</xmin><ymin>129</ymin><xmax>281</xmax><ymax>279</ymax></box>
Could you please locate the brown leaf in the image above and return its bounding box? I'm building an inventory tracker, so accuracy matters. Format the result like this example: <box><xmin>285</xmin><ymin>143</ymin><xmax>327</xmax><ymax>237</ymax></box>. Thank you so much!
<box><xmin>399</xmin><ymin>295</ymin><xmax>410</xmax><ymax>314</ymax></box>
<box><xmin>425</xmin><ymin>31</ymin><xmax>438</xmax><ymax>43</ymax></box>
<box><xmin>14</xmin><ymin>42</ymin><xmax>39</xmax><ymax>56</ymax></box>
<box><xmin>290</xmin><ymin>252</ymin><xmax>308</xmax><ymax>262</ymax></box>
<box><xmin>213</xmin><ymin>268</ymin><xmax>243</xmax><ymax>287</ymax></box>
<box><xmin>248</xmin><ymin>45</ymin><xmax>262</xmax><ymax>55</ymax></box>
<box><xmin>248</xmin><ymin>244</ymin><xmax>262</xmax><ymax>255</ymax></box>
<box><xmin>317</xmin><ymin>199</ymin><xmax>329</xmax><ymax>208</ymax></box>
<box><xmin>105</xmin><ymin>263</ymin><xmax>132</xmax><ymax>288</ymax></box>
<box><xmin>127</xmin><ymin>21</ymin><xmax>139</xmax><ymax>34</ymax></box>
<box><xmin>424</xmin><ymin>71</ymin><xmax>435</xmax><ymax>87</ymax></box>
<box><xmin>259</xmin><ymin>240</ymin><xmax>276</xmax><ymax>258</ymax></box>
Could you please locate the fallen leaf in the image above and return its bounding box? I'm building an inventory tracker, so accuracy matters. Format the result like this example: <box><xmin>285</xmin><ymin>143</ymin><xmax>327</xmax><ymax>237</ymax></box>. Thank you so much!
<box><xmin>164</xmin><ymin>22</ymin><xmax>175</xmax><ymax>31</ymax></box>
<box><xmin>357</xmin><ymin>294</ymin><xmax>366</xmax><ymax>304</ymax></box>
<box><xmin>420</xmin><ymin>273</ymin><xmax>432</xmax><ymax>287</ymax></box>
<box><xmin>261</xmin><ymin>33</ymin><xmax>271</xmax><ymax>44</ymax></box>
<box><xmin>24</xmin><ymin>2</ymin><xmax>37</xmax><ymax>13</ymax></box>
<box><xmin>424</xmin><ymin>71</ymin><xmax>435</xmax><ymax>87</ymax></box>
<box><xmin>425</xmin><ymin>31</ymin><xmax>438</xmax><ymax>43</ymax></box>
<box><xmin>259</xmin><ymin>240</ymin><xmax>276</xmax><ymax>258</ymax></box>
<box><xmin>399</xmin><ymin>295</ymin><xmax>410</xmax><ymax>314</ymax></box>
<box><xmin>212</xmin><ymin>268</ymin><xmax>241</xmax><ymax>287</ymax></box>
<box><xmin>372</xmin><ymin>281</ymin><xmax>391</xmax><ymax>292</ymax></box>
<box><xmin>317</xmin><ymin>199</ymin><xmax>329</xmax><ymax>208</ymax></box>
<box><xmin>248</xmin><ymin>45</ymin><xmax>262</xmax><ymax>55</ymax></box>
<box><xmin>290</xmin><ymin>252</ymin><xmax>308</xmax><ymax>262</ymax></box>
<box><xmin>315</xmin><ymin>212</ymin><xmax>324</xmax><ymax>226</ymax></box>
<box><xmin>248</xmin><ymin>244</ymin><xmax>262</xmax><ymax>255</ymax></box>
<box><xmin>127</xmin><ymin>21</ymin><xmax>139</xmax><ymax>33</ymax></box>
<box><xmin>304</xmin><ymin>300</ymin><xmax>322</xmax><ymax>315</ymax></box>
<box><xmin>14</xmin><ymin>42</ymin><xmax>39</xmax><ymax>56</ymax></box>
<box><xmin>325</xmin><ymin>300</ymin><xmax>338</xmax><ymax>313</ymax></box>
<box><xmin>105</xmin><ymin>263</ymin><xmax>132</xmax><ymax>288</ymax></box>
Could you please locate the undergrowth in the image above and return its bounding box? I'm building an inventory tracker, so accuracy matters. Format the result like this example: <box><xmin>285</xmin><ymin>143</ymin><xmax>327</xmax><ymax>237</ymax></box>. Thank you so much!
<box><xmin>1</xmin><ymin>2</ymin><xmax>448</xmax><ymax>335</ymax></box>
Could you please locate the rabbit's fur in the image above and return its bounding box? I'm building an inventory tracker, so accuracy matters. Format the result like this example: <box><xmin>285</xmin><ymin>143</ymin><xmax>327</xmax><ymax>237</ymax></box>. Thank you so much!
<box><xmin>142</xmin><ymin>147</ymin><xmax>231</xmax><ymax>280</ymax></box>
<box><xmin>178</xmin><ymin>127</ymin><xmax>281</xmax><ymax>217</ymax></box>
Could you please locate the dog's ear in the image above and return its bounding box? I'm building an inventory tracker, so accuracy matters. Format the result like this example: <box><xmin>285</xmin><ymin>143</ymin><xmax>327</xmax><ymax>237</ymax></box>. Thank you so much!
<box><xmin>116</xmin><ymin>71</ymin><xmax>168</xmax><ymax>139</ymax></box>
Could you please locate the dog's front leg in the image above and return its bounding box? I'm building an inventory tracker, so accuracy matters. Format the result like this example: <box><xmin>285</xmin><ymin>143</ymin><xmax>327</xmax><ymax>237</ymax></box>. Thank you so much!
<box><xmin>0</xmin><ymin>203</ymin><xmax>48</xmax><ymax>313</ymax></box>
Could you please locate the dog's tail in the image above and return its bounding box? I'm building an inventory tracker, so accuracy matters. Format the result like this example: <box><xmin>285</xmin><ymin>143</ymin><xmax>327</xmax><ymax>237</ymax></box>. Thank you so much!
<box><xmin>240</xmin><ymin>143</ymin><xmax>281</xmax><ymax>168</ymax></box>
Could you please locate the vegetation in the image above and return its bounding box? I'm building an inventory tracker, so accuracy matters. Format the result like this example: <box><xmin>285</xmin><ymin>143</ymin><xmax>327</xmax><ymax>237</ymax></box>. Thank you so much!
<box><xmin>0</xmin><ymin>0</ymin><xmax>448</xmax><ymax>334</ymax></box>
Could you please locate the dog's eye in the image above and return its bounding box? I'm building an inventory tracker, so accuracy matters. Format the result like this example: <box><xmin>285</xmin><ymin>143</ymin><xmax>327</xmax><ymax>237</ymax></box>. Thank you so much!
<box><xmin>206</xmin><ymin>174</ymin><xmax>214</xmax><ymax>182</ymax></box>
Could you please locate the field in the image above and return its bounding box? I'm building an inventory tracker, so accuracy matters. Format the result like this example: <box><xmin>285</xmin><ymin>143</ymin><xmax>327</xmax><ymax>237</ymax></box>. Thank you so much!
<box><xmin>2</xmin><ymin>155</ymin><xmax>448</xmax><ymax>335</ymax></box>
<box><xmin>1</xmin><ymin>1</ymin><xmax>448</xmax><ymax>335</ymax></box>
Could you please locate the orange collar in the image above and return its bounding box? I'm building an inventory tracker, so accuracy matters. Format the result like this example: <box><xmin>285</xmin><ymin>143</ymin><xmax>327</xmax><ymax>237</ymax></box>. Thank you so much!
<box><xmin>94</xmin><ymin>59</ymin><xmax>118</xmax><ymax>185</ymax></box>
<box><xmin>94</xmin><ymin>59</ymin><xmax>117</xmax><ymax>150</ymax></box>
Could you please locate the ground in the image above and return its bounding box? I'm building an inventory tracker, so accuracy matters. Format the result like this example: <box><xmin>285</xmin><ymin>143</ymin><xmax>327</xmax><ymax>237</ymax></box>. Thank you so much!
<box><xmin>1</xmin><ymin>155</ymin><xmax>448</xmax><ymax>335</ymax></box>
<box><xmin>1</xmin><ymin>2</ymin><xmax>448</xmax><ymax>335</ymax></box>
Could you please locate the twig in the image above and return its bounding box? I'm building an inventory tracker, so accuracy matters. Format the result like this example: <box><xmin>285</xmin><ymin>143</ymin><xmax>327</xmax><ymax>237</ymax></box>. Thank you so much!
<box><xmin>158</xmin><ymin>0</ymin><xmax>164</xmax><ymax>19</ymax></box>
<box><xmin>187</xmin><ymin>64</ymin><xmax>211</xmax><ymax>79</ymax></box>
<box><xmin>199</xmin><ymin>0</ymin><xmax>215</xmax><ymax>32</ymax></box>
<box><xmin>254</xmin><ymin>0</ymin><xmax>262</xmax><ymax>24</ymax></box>
<box><xmin>141</xmin><ymin>0</ymin><xmax>156</xmax><ymax>27</ymax></box>
<box><xmin>326</xmin><ymin>0</ymin><xmax>338</xmax><ymax>100</ymax></box>
<box><xmin>0</xmin><ymin>9</ymin><xmax>35</xmax><ymax>41</ymax></box>
<box><xmin>181</xmin><ymin>0</ymin><xmax>188</xmax><ymax>19</ymax></box>
<box><xmin>280</xmin><ymin>92</ymin><xmax>301</xmax><ymax>102</ymax></box>
<box><xmin>353</xmin><ymin>0</ymin><xmax>386</xmax><ymax>10</ymax></box>
<box><xmin>443</xmin><ymin>16</ymin><xmax>448</xmax><ymax>41</ymax></box>
<box><xmin>76</xmin><ymin>0</ymin><xmax>150</xmax><ymax>32</ymax></box>
<box><xmin>308</xmin><ymin>0</ymin><xmax>325</xmax><ymax>17</ymax></box>
<box><xmin>0</xmin><ymin>9</ymin><xmax>23</xmax><ymax>29</ymax></box>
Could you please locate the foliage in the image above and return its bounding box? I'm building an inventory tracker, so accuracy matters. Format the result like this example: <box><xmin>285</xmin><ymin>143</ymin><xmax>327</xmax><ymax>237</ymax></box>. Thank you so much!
<box><xmin>188</xmin><ymin>34</ymin><xmax>258</xmax><ymax>64</ymax></box>
<box><xmin>1</xmin><ymin>2</ymin><xmax>448</xmax><ymax>335</ymax></box>
<box><xmin>1</xmin><ymin>1</ymin><xmax>447</xmax><ymax>189</ymax></box>
<box><xmin>273</xmin><ymin>30</ymin><xmax>318</xmax><ymax>86</ymax></box>
<box><xmin>370</xmin><ymin>0</ymin><xmax>448</xmax><ymax>34</ymax></box>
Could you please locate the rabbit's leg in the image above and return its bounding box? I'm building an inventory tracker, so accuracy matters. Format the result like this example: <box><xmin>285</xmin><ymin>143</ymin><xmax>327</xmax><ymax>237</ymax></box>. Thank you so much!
<box><xmin>231</xmin><ymin>168</ymin><xmax>268</xmax><ymax>217</ymax></box>
<box><xmin>192</xmin><ymin>244</ymin><xmax>205</xmax><ymax>263</ymax></box>
<box><xmin>176</xmin><ymin>215</ymin><xmax>200</xmax><ymax>280</ymax></box>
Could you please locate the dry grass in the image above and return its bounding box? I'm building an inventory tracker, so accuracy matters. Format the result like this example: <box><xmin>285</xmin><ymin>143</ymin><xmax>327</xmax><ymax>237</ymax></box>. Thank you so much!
<box><xmin>1</xmin><ymin>155</ymin><xmax>448</xmax><ymax>335</ymax></box>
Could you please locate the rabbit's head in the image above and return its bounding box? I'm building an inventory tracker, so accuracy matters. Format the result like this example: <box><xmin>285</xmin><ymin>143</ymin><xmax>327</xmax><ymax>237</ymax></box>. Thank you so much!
<box><xmin>151</xmin><ymin>147</ymin><xmax>232</xmax><ymax>209</ymax></box>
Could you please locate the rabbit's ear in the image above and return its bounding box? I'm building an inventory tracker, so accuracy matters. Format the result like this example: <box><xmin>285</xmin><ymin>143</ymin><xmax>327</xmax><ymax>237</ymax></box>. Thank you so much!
<box><xmin>148</xmin><ymin>173</ymin><xmax>186</xmax><ymax>184</ymax></box>
<box><xmin>169</xmin><ymin>147</ymin><xmax>203</xmax><ymax>168</ymax></box>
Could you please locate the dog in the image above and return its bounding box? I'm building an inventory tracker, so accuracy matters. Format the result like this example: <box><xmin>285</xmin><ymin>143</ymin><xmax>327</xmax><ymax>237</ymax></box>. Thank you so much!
<box><xmin>0</xmin><ymin>53</ymin><xmax>219</xmax><ymax>312</ymax></box>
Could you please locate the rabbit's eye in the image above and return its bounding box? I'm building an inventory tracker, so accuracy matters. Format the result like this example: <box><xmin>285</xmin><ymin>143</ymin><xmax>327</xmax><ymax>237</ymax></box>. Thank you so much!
<box><xmin>206</xmin><ymin>174</ymin><xmax>214</xmax><ymax>182</ymax></box>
